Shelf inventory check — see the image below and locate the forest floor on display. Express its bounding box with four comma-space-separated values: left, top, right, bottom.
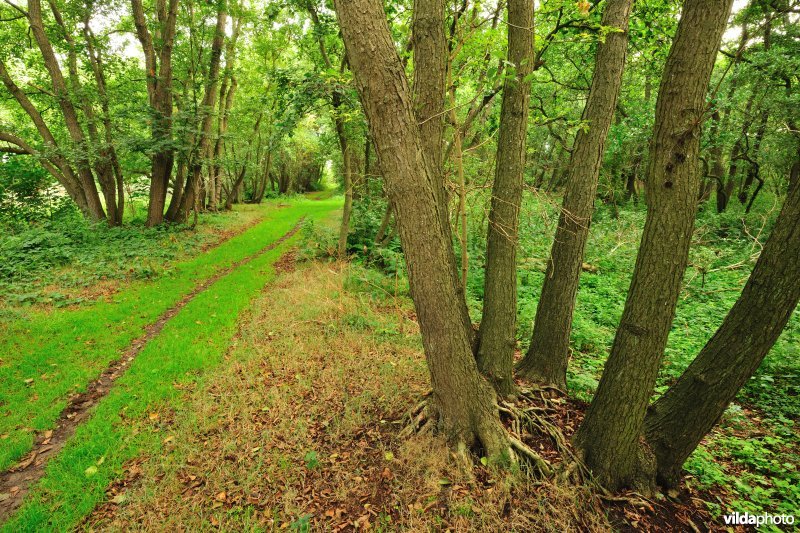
0, 193, 797, 531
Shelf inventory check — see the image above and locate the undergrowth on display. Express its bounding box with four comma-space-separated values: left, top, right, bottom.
0, 203, 260, 310
347, 188, 800, 521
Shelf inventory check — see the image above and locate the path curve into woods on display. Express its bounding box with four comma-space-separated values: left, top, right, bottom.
0, 196, 341, 526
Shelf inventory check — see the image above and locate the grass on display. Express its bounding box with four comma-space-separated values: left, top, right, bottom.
79, 261, 610, 532
0, 197, 340, 473
1, 185, 796, 529
1, 196, 341, 531
0, 202, 263, 311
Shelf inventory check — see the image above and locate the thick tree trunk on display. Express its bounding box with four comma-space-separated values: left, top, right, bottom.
645, 174, 800, 488
573, 0, 733, 493
517, 0, 633, 389
334, 0, 511, 455
476, 0, 535, 397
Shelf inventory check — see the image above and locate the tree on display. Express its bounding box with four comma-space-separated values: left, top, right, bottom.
131, 0, 180, 226
644, 173, 800, 488
174, 0, 227, 223
572, 0, 734, 492
517, 0, 634, 389
333, 0, 529, 459
1, 0, 125, 224
475, 0, 535, 396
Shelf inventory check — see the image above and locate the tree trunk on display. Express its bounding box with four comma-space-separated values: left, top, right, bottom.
415, 0, 475, 351
517, 0, 633, 389
0, 62, 89, 216
132, 0, 180, 226
174, 0, 227, 223
719, 88, 756, 213
573, 0, 733, 493
644, 171, 800, 488
738, 15, 771, 208
28, 0, 106, 222
334, 0, 512, 456
374, 202, 393, 244
412, 0, 446, 179
475, 0, 536, 397
337, 140, 354, 260
210, 17, 241, 212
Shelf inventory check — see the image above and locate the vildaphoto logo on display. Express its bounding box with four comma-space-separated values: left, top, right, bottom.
722, 511, 795, 528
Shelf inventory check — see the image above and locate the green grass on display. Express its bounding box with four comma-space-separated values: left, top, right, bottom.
0, 203, 261, 310
1, 195, 340, 531
0, 197, 341, 473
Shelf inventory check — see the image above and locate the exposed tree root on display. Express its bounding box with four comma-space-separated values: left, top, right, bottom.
396, 391, 553, 477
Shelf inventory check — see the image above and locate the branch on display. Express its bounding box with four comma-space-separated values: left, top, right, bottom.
1, 0, 26, 16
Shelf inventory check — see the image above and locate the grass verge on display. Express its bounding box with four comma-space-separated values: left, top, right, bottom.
1, 197, 339, 531
0, 198, 339, 472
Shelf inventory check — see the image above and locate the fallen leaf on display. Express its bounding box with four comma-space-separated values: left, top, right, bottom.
111, 493, 127, 505
148, 413, 160, 421
17, 452, 37, 469
85, 465, 98, 477
215, 491, 227, 502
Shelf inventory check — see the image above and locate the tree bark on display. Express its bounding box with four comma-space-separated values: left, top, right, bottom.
644, 172, 800, 488
573, 0, 734, 493
81, 13, 125, 225
132, 0, 180, 226
210, 16, 241, 211
334, 0, 512, 456
517, 0, 633, 389
27, 0, 106, 222
411, 0, 446, 179
415, 0, 476, 351
0, 61, 89, 215
174, 0, 227, 223
475, 0, 535, 397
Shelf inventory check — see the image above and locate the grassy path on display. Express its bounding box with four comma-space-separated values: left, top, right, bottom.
0, 196, 340, 530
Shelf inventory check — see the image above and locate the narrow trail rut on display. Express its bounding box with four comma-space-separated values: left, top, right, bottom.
0, 218, 305, 520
